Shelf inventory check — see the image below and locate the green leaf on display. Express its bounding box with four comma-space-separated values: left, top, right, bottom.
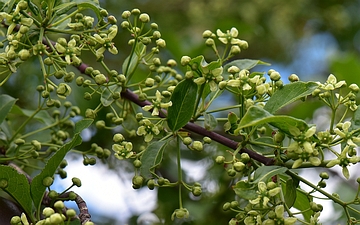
251, 166, 288, 184
168, 79, 197, 131
281, 177, 297, 208
350, 106, 360, 131
101, 85, 122, 107
77, 1, 101, 20
122, 43, 146, 77
10, 105, 54, 126
140, 140, 168, 179
233, 181, 257, 200
0, 94, 17, 124
238, 106, 308, 135
293, 188, 313, 222
225, 59, 270, 71
30, 119, 92, 212
264, 81, 319, 114
250, 137, 274, 154
0, 165, 33, 217
203, 112, 217, 131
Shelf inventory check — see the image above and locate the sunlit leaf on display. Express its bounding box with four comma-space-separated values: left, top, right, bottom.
168, 79, 197, 132
238, 106, 308, 135
264, 81, 319, 114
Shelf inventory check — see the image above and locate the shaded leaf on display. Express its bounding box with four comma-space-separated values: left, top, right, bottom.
233, 181, 257, 200
140, 140, 168, 179
0, 165, 32, 217
30, 119, 92, 212
168, 79, 197, 131
0, 94, 17, 125
293, 188, 313, 222
203, 112, 217, 131
122, 43, 146, 77
252, 166, 287, 184
281, 177, 297, 208
238, 106, 308, 135
225, 59, 270, 71
10, 105, 54, 126
264, 81, 319, 114
77, 2, 101, 20
101, 85, 122, 107
350, 106, 360, 131
250, 137, 274, 154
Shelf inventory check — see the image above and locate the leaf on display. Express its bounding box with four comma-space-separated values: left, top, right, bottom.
251, 166, 288, 184
238, 106, 308, 135
140, 140, 168, 179
203, 112, 217, 131
30, 119, 92, 212
167, 79, 197, 132
0, 94, 17, 124
10, 105, 54, 126
264, 81, 319, 114
293, 188, 313, 222
0, 165, 32, 217
77, 2, 101, 20
122, 43, 146, 77
350, 106, 360, 131
225, 59, 270, 71
101, 85, 122, 107
233, 181, 257, 200
281, 177, 297, 208
250, 137, 274, 154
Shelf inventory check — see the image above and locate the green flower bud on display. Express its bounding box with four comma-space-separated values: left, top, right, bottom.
181, 56, 191, 66
139, 13, 150, 23
233, 161, 245, 172
122, 10, 131, 19
49, 213, 63, 223
42, 176, 54, 187
54, 200, 65, 210
238, 40, 248, 49
31, 140, 41, 151
131, 8, 141, 16
227, 168, 236, 177
10, 216, 21, 224
85, 108, 96, 119
71, 177, 82, 187
215, 155, 225, 164
172, 208, 189, 220
202, 30, 213, 38
205, 38, 215, 46
228, 66, 240, 74
318, 180, 326, 188
48, 190, 59, 199
223, 202, 231, 211
203, 136, 211, 144
132, 175, 144, 189
349, 84, 360, 93
145, 78, 155, 87
56, 83, 71, 99
120, 20, 129, 28
66, 209, 76, 218
192, 141, 203, 151
64, 72, 75, 82
96, 120, 106, 129
133, 159, 142, 168
18, 49, 30, 61
288, 74, 299, 82
270, 71, 281, 81
192, 186, 202, 196
43, 207, 55, 217
113, 133, 125, 142
230, 45, 241, 55
14, 138, 25, 145
230, 201, 239, 208
183, 137, 192, 145
94, 74, 107, 85
147, 179, 155, 190
156, 38, 166, 48
273, 131, 285, 143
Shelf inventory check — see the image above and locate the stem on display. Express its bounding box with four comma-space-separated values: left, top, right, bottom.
193, 83, 205, 119
177, 135, 183, 208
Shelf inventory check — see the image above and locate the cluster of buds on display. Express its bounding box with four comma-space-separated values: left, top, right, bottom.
215, 152, 251, 177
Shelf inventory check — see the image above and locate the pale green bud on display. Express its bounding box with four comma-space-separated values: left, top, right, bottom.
94, 74, 107, 85
192, 141, 203, 151
139, 13, 150, 23
180, 56, 191, 66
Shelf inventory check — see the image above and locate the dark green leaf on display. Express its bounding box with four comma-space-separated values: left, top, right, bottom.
77, 2, 101, 20
0, 94, 17, 124
233, 181, 257, 200
31, 119, 92, 212
250, 137, 274, 154
53, 2, 77, 15
167, 79, 197, 131
225, 59, 270, 71
264, 81, 319, 114
203, 112, 217, 131
238, 106, 308, 135
0, 165, 33, 218
101, 85, 122, 107
140, 140, 168, 179
351, 106, 360, 131
10, 105, 54, 126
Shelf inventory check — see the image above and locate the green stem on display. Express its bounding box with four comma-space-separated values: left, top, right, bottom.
193, 83, 205, 119
50, 10, 79, 27
176, 135, 183, 208
124, 39, 139, 85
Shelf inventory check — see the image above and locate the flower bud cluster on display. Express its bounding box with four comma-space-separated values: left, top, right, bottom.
216, 152, 251, 177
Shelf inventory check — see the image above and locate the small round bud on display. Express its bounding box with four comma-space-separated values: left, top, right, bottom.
233, 162, 245, 172
133, 159, 142, 168
183, 137, 192, 145
147, 179, 155, 190
122, 10, 131, 19
14, 138, 25, 145
72, 177, 82, 187
18, 49, 30, 61
240, 153, 250, 162
270, 71, 281, 81
319, 172, 329, 179
192, 186, 202, 196
202, 30, 213, 38
131, 8, 141, 16
43, 207, 55, 217
10, 216, 21, 224
42, 176, 54, 187
230, 201, 239, 208
203, 136, 211, 144
181, 56, 191, 66
228, 66, 240, 74
139, 13, 150, 23
230, 45, 241, 55
66, 209, 76, 218
50, 213, 63, 223
54, 200, 65, 210
192, 141, 203, 151
289, 74, 299, 82
215, 155, 225, 164
94, 74, 107, 85
132, 175, 144, 189
349, 84, 360, 93
205, 38, 215, 46
95, 120, 106, 129
227, 168, 236, 177
156, 38, 166, 48
318, 180, 326, 188
273, 131, 285, 143
222, 202, 231, 211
